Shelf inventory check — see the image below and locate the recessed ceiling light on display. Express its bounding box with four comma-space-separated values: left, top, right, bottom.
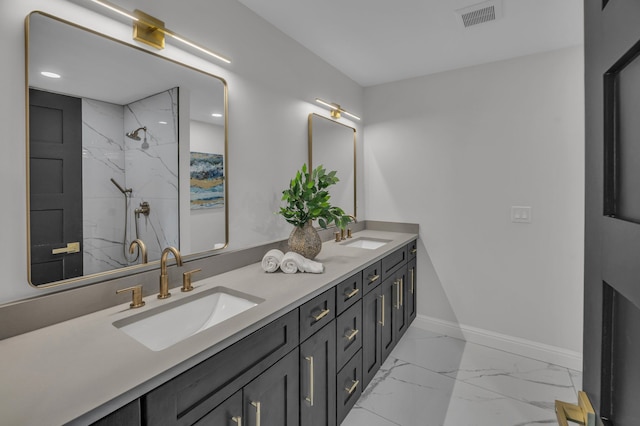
211, 113, 223, 118
41, 71, 61, 79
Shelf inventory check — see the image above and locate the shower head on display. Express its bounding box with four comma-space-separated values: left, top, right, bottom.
126, 126, 147, 141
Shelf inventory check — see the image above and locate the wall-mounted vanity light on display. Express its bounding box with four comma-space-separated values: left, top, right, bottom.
315, 98, 361, 121
90, 0, 231, 64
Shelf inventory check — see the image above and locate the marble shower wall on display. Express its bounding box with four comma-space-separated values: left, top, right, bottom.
81, 88, 179, 275
124, 88, 179, 261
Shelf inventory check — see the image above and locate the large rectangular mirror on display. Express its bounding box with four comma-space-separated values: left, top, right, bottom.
27, 12, 228, 287
308, 113, 356, 218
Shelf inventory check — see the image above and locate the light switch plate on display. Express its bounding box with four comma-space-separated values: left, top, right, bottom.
511, 206, 532, 223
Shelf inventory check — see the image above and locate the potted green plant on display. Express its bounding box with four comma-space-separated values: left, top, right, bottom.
279, 163, 352, 259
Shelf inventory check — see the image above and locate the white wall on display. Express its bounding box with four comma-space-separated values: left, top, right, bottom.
364, 46, 585, 366
0, 0, 363, 303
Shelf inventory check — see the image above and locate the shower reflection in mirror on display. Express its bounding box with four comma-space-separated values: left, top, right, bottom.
81, 87, 179, 276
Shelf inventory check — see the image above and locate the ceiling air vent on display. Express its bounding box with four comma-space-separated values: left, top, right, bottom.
456, 1, 503, 28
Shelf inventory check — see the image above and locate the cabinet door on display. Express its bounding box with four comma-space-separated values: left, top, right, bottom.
336, 300, 362, 370
193, 391, 242, 426
381, 267, 408, 361
362, 285, 382, 389
336, 350, 362, 425
395, 265, 409, 340
300, 322, 336, 426
90, 399, 140, 426
407, 258, 417, 324
244, 348, 299, 426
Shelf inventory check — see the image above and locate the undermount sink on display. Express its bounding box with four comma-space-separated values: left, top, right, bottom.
341, 237, 391, 250
113, 287, 263, 351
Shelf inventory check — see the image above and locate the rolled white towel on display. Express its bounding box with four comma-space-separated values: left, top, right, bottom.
281, 252, 324, 274
261, 249, 284, 273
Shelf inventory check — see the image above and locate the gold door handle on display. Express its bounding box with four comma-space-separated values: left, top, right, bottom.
312, 308, 330, 322
251, 401, 261, 426
232, 416, 242, 426
379, 295, 385, 326
51, 242, 80, 255
368, 274, 380, 283
345, 329, 359, 341
344, 288, 359, 299
345, 379, 359, 395
305, 356, 314, 406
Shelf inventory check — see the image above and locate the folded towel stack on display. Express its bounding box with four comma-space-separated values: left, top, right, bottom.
261, 249, 284, 273
260, 250, 324, 274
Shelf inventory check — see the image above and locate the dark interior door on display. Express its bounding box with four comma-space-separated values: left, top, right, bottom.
29, 88, 83, 285
585, 1, 640, 425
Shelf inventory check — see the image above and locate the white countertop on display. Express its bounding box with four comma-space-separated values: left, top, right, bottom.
0, 229, 416, 425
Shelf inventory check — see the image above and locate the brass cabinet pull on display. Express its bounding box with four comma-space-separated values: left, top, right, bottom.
411, 248, 417, 254
251, 401, 261, 426
399, 277, 404, 307
344, 288, 359, 299
115, 285, 145, 309
555, 391, 596, 426
345, 329, 359, 341
345, 379, 359, 395
232, 416, 242, 426
51, 242, 80, 255
379, 295, 385, 326
410, 268, 415, 294
312, 308, 330, 322
368, 274, 380, 283
394, 280, 401, 309
305, 356, 314, 406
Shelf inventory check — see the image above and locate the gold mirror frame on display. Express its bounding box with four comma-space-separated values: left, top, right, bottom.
25, 12, 228, 289
308, 113, 357, 218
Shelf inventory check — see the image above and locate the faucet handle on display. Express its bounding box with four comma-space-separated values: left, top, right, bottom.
116, 285, 145, 309
182, 268, 202, 292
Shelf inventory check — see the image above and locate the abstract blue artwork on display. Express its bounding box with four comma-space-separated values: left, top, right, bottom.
190, 152, 224, 209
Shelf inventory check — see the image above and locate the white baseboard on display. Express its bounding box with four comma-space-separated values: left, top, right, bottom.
413, 314, 583, 371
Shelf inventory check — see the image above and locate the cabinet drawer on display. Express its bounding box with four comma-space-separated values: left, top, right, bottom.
336, 349, 363, 425
362, 261, 382, 294
335, 272, 362, 315
381, 246, 408, 280
407, 240, 418, 260
336, 300, 362, 370
300, 288, 336, 342
91, 399, 140, 426
143, 309, 299, 426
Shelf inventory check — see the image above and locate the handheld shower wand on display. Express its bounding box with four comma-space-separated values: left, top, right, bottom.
110, 178, 132, 195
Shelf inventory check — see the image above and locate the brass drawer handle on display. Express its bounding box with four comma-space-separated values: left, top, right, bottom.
400, 277, 404, 307
379, 295, 385, 326
368, 274, 380, 283
52, 242, 80, 255
251, 401, 261, 426
344, 329, 359, 341
411, 248, 417, 254
232, 416, 242, 426
312, 308, 330, 322
305, 356, 314, 406
555, 391, 596, 426
345, 379, 359, 395
344, 288, 359, 299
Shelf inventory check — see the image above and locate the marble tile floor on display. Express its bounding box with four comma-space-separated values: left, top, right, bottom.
342, 326, 581, 426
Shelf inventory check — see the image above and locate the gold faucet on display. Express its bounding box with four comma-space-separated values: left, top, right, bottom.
346, 215, 357, 238
129, 239, 148, 264
158, 246, 183, 299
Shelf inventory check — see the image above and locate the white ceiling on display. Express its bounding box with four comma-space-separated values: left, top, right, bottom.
236, 0, 584, 87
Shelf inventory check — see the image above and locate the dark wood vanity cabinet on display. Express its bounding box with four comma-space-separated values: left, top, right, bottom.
300, 322, 337, 426
92, 239, 417, 426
